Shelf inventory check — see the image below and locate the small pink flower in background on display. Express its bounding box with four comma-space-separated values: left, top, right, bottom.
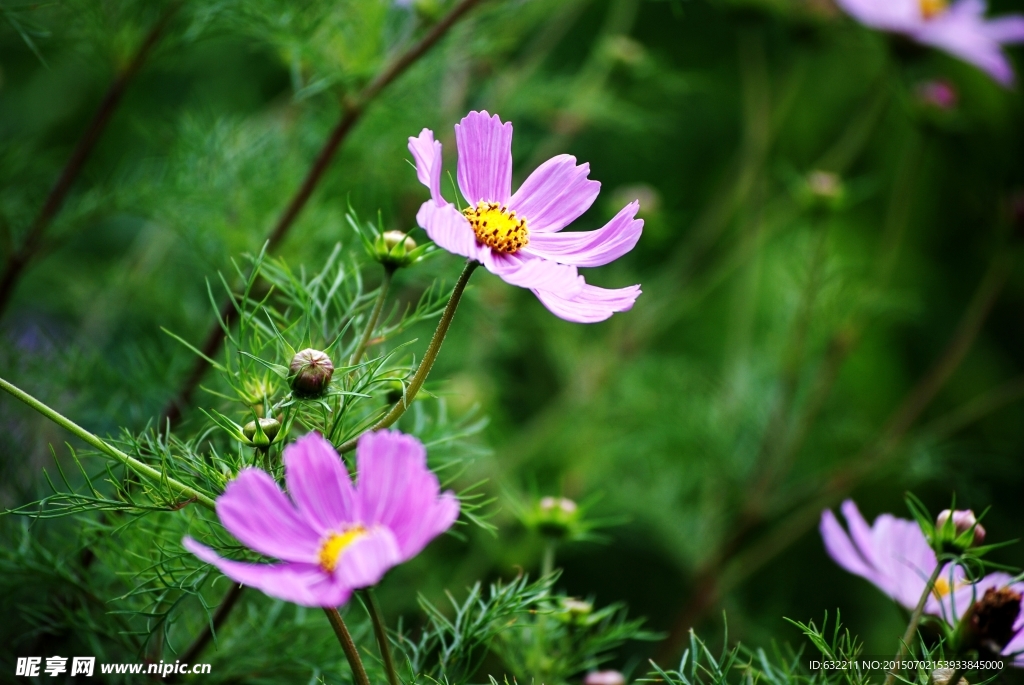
409, 111, 643, 323
820, 500, 958, 612
915, 79, 960, 109
585, 671, 627, 685
184, 431, 458, 607
835, 0, 1024, 86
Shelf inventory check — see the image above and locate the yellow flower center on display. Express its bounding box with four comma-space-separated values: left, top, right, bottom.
463, 201, 529, 253
318, 526, 366, 573
932, 577, 951, 598
920, 0, 947, 19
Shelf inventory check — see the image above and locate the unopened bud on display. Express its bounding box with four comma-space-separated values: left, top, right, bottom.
932, 669, 968, 685
561, 598, 593, 616
374, 231, 419, 268
243, 417, 281, 447
289, 349, 334, 398
915, 79, 958, 111
799, 170, 845, 212
937, 509, 986, 547
536, 496, 579, 539
585, 671, 626, 685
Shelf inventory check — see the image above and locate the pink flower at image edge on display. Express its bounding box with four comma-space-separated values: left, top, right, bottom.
184, 431, 459, 607
409, 110, 643, 323
835, 0, 1024, 86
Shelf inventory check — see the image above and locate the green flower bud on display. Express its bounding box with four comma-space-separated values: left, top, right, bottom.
798, 170, 845, 212
536, 496, 579, 540
243, 417, 281, 448
936, 508, 986, 552
289, 348, 334, 398
374, 231, 419, 268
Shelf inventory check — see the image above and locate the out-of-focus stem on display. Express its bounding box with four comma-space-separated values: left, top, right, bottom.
363, 590, 400, 685
885, 564, 944, 685
0, 376, 216, 511
337, 260, 478, 454
541, 541, 556, 580
350, 268, 394, 366
159, 0, 487, 426
0, 3, 180, 317
324, 608, 371, 685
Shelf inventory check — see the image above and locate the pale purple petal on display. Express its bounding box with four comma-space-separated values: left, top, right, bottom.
939, 572, 1017, 624
839, 500, 881, 570
333, 527, 404, 589
875, 514, 938, 609
911, 0, 1023, 85
455, 111, 513, 206
836, 0, 922, 32
284, 433, 357, 536
354, 430, 459, 560
820, 509, 882, 584
481, 250, 585, 295
216, 468, 321, 564
983, 15, 1024, 43
524, 201, 643, 267
183, 538, 351, 608
409, 129, 444, 204
416, 200, 488, 261
508, 154, 601, 233
532, 283, 641, 323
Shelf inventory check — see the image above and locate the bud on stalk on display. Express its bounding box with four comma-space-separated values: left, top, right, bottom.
289, 349, 334, 398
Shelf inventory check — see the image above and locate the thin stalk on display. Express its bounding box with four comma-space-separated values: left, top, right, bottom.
159, 0, 487, 425
337, 259, 478, 454
885, 564, 944, 685
324, 607, 371, 685
0, 3, 180, 317
350, 267, 394, 366
541, 541, 556, 580
362, 590, 401, 685
0, 376, 216, 511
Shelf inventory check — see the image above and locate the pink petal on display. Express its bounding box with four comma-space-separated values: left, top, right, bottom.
408, 129, 444, 204
333, 527, 404, 589
216, 468, 321, 564
183, 537, 351, 608
532, 282, 641, 323
508, 154, 601, 233
836, 0, 922, 32
983, 15, 1024, 43
839, 500, 881, 570
524, 201, 643, 267
482, 250, 585, 295
283, 433, 357, 536
455, 111, 513, 206
820, 509, 882, 584
415, 200, 488, 261
915, 4, 1019, 85
354, 430, 459, 560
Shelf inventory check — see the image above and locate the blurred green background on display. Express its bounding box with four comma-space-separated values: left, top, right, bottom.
2, 0, 1024, 677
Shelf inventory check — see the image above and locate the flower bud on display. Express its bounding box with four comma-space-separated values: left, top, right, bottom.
798, 170, 845, 212
374, 231, 419, 268
915, 79, 958, 111
243, 417, 281, 448
585, 671, 626, 685
289, 349, 334, 398
936, 509, 986, 549
536, 496, 579, 539
932, 668, 968, 685
561, 597, 593, 617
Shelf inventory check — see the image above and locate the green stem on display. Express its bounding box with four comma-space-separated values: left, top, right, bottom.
350, 267, 394, 366
338, 259, 479, 453
0, 376, 216, 511
324, 607, 372, 685
541, 540, 556, 580
885, 563, 944, 685
362, 589, 401, 685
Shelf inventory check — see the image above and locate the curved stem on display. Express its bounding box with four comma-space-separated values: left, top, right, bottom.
350, 267, 394, 366
337, 259, 478, 454
324, 607, 372, 685
0, 376, 216, 511
884, 563, 944, 685
362, 589, 401, 685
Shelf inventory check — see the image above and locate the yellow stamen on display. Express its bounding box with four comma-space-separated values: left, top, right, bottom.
318, 526, 366, 573
920, 0, 948, 19
932, 577, 951, 599
462, 201, 529, 253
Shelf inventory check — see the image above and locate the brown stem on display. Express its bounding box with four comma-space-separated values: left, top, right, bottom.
324, 607, 372, 685
0, 3, 181, 317
159, 0, 486, 425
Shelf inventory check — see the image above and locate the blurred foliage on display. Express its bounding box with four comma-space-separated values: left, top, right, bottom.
2, 0, 1024, 682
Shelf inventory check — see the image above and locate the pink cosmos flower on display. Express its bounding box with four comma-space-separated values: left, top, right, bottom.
934, 572, 1024, 665
820, 500, 958, 613
836, 0, 1024, 86
408, 111, 643, 323
183, 430, 459, 607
